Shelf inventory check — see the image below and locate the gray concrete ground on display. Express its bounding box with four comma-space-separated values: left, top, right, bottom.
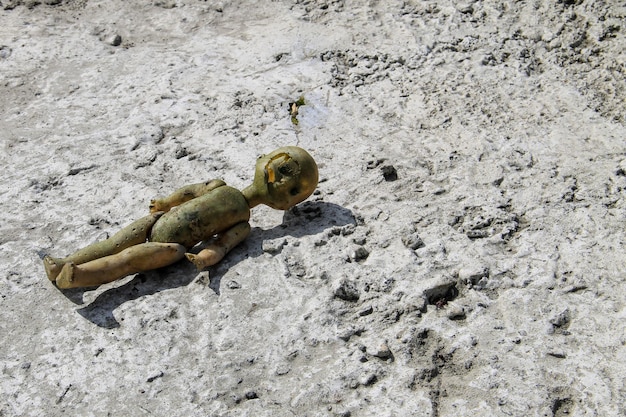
1, 1, 625, 416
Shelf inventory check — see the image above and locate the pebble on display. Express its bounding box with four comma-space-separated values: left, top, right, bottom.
359, 372, 378, 386
155, 0, 176, 8
134, 149, 158, 169
314, 238, 328, 247
174, 145, 189, 159
340, 224, 356, 236
0, 45, 12, 59
447, 305, 466, 320
275, 364, 291, 376
549, 308, 571, 328
403, 294, 427, 314
348, 378, 360, 389
372, 342, 392, 360
146, 371, 164, 383
381, 165, 398, 181
227, 280, 241, 290
334, 279, 360, 302
262, 239, 286, 254
108, 34, 122, 47
337, 326, 363, 342
358, 305, 373, 316
350, 246, 369, 262
458, 265, 489, 285
616, 159, 626, 176
547, 350, 567, 359
402, 233, 425, 250
456, 3, 474, 14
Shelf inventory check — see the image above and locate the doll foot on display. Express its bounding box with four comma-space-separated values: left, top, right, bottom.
55, 262, 76, 289
43, 256, 65, 281
185, 251, 223, 270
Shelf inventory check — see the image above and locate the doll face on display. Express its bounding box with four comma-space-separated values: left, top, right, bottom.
252, 146, 319, 210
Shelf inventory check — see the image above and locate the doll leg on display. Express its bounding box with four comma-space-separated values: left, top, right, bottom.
55, 242, 186, 289
185, 222, 251, 270
149, 179, 226, 213
43, 212, 164, 281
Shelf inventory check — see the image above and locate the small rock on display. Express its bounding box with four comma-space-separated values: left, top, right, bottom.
275, 364, 290, 376
366, 158, 385, 169
347, 377, 360, 389
337, 327, 364, 342
547, 350, 567, 359
358, 306, 373, 316
340, 224, 356, 236
425, 282, 458, 306
381, 165, 398, 181
0, 45, 12, 59
146, 371, 164, 383
549, 308, 571, 328
402, 233, 425, 250
108, 34, 122, 47
174, 145, 189, 159
459, 265, 489, 285
373, 342, 392, 360
328, 226, 342, 236
132, 125, 164, 148
359, 372, 378, 386
245, 391, 258, 400
227, 280, 241, 290
334, 279, 360, 302
350, 246, 369, 262
262, 239, 286, 254
403, 294, 427, 314
616, 159, 626, 176
456, 3, 474, 13
562, 284, 588, 294
155, 0, 176, 8
447, 305, 466, 320
314, 238, 328, 247
134, 149, 158, 169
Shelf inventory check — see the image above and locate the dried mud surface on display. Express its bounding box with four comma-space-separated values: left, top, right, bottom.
1, 1, 625, 416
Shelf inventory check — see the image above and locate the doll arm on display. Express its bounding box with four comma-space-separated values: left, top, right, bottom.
149, 179, 226, 213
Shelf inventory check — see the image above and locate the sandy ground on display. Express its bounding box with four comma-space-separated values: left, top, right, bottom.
1, 0, 625, 416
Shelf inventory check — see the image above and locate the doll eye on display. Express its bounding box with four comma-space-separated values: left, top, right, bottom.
279, 163, 295, 176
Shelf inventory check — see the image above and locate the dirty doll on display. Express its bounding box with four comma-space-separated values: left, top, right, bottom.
44, 146, 318, 289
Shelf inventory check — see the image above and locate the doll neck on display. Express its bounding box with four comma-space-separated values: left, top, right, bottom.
242, 185, 263, 209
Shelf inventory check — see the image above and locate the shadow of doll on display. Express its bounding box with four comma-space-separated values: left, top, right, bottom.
70, 201, 355, 328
